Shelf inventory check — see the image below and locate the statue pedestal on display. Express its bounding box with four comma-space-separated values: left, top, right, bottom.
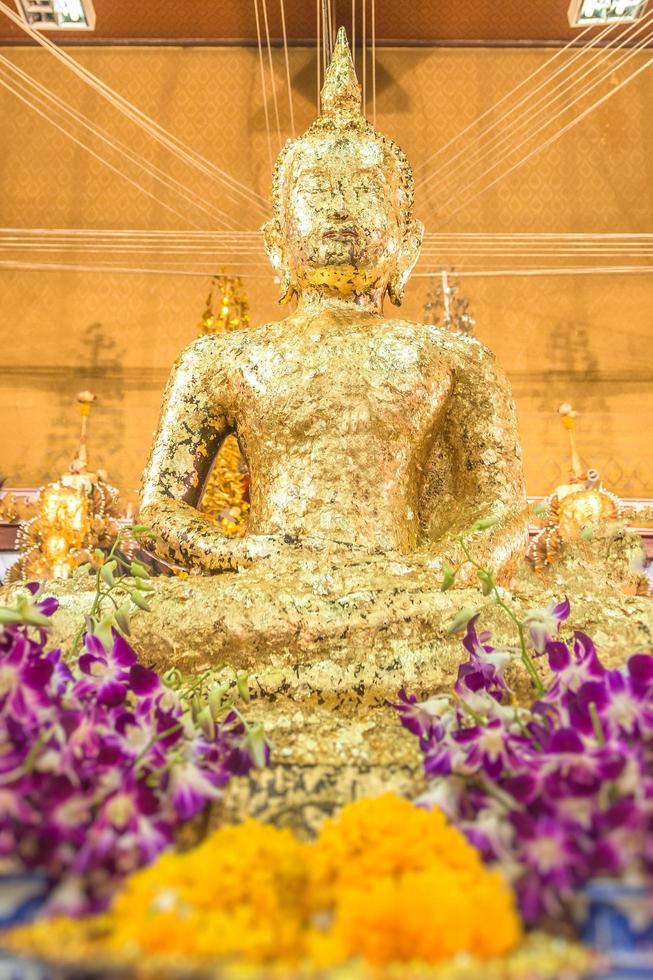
4, 537, 651, 831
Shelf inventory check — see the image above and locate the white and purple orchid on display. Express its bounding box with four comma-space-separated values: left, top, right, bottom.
393, 598, 653, 926
0, 589, 268, 916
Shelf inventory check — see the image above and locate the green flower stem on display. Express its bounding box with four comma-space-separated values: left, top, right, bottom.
452, 690, 485, 726
458, 537, 545, 696
589, 701, 605, 746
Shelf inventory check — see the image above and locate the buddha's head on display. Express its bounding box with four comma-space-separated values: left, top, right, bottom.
263, 27, 423, 308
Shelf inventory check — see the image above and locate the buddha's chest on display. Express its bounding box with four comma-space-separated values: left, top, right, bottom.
230, 326, 452, 445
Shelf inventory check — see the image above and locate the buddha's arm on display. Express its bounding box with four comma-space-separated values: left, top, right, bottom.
139, 339, 250, 571
420, 344, 528, 583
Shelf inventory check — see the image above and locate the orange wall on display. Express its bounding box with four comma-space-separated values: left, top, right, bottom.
0, 45, 651, 504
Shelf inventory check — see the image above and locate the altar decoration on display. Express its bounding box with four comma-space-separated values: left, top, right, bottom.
9, 391, 132, 581
196, 275, 250, 536
423, 270, 475, 335
394, 598, 653, 931
528, 402, 623, 571
6, 796, 523, 971
0, 575, 267, 918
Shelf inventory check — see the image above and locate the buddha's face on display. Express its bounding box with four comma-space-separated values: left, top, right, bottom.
265, 131, 421, 303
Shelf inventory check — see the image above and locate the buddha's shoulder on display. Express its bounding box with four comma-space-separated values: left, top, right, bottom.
172, 330, 254, 370
385, 318, 495, 366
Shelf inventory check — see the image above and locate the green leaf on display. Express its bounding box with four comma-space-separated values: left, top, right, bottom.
236, 671, 251, 704
0, 607, 23, 625
21, 606, 52, 629
130, 524, 151, 534
191, 694, 202, 721
94, 548, 105, 561
114, 603, 131, 635
100, 564, 115, 588
447, 606, 477, 634
208, 684, 229, 719
197, 706, 215, 740
129, 590, 152, 613
162, 667, 183, 689
471, 515, 500, 533
93, 614, 114, 651
440, 561, 456, 592
477, 568, 495, 596
246, 722, 268, 768
130, 561, 149, 579
132, 578, 155, 592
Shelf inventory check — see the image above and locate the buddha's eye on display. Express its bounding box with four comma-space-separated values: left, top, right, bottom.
299, 178, 330, 195
352, 176, 384, 194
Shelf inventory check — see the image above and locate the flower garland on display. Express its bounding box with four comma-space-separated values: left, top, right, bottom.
7, 795, 521, 971
0, 582, 267, 916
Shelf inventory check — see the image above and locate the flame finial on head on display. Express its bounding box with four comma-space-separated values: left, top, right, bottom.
320, 27, 362, 117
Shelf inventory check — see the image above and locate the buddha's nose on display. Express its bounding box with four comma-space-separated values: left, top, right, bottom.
329, 185, 349, 217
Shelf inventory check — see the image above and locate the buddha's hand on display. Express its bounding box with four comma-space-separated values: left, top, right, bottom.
241, 533, 370, 564
178, 525, 376, 573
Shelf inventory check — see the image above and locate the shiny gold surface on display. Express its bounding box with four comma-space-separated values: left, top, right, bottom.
140, 30, 527, 586
8, 536, 651, 830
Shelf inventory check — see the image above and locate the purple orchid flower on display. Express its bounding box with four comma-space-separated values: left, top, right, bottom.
75, 631, 137, 706
394, 597, 653, 928
523, 597, 571, 655
0, 633, 54, 719
453, 718, 514, 779
1, 590, 268, 916
455, 616, 510, 703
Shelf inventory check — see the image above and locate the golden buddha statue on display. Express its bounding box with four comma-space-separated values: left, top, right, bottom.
4, 32, 650, 830
140, 28, 527, 586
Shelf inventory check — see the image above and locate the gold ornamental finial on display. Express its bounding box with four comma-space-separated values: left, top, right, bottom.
320, 27, 362, 117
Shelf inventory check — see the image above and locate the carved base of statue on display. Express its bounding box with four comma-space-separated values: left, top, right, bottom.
7, 532, 649, 832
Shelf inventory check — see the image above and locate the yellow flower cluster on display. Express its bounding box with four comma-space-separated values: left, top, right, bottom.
8, 795, 521, 972
108, 819, 308, 963
309, 795, 521, 966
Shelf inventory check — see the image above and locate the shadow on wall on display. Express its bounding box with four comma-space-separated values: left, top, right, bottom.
45, 321, 126, 478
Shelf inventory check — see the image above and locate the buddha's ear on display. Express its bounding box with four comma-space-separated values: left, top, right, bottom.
262, 218, 296, 305
388, 218, 424, 307
262, 218, 283, 271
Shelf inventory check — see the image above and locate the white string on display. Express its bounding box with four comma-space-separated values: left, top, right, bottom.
0, 56, 243, 232
371, 0, 376, 127
4, 241, 652, 256
261, 0, 282, 150
0, 75, 205, 230
362, 0, 366, 113
1, 259, 649, 279
0, 260, 274, 278
322, 0, 328, 74
414, 266, 653, 279
3, 229, 648, 241
3, 230, 652, 259
253, 0, 274, 174
445, 51, 653, 223
422, 13, 651, 200
415, 18, 610, 183
0, 0, 270, 217
316, 0, 321, 111
424, 13, 653, 204
325, 0, 333, 61
279, 0, 295, 138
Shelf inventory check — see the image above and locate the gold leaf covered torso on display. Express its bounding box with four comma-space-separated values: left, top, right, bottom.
140, 28, 528, 582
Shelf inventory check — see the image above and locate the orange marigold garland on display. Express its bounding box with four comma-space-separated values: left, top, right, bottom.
7, 795, 522, 972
